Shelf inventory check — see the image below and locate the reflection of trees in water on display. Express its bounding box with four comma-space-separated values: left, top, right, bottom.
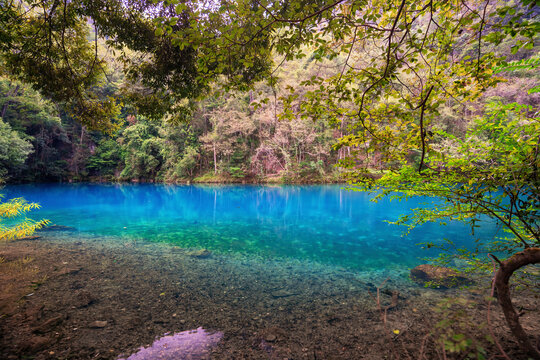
3, 184, 500, 271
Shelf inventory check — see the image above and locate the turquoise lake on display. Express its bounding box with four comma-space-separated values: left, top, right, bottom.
4, 183, 499, 271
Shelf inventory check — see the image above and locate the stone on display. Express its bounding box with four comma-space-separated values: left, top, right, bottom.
73, 290, 95, 308
25, 306, 44, 322
58, 267, 82, 276
21, 336, 53, 352
188, 249, 212, 258
89, 320, 108, 328
261, 327, 286, 343
32, 315, 63, 334
410, 264, 468, 288
271, 289, 296, 298
17, 235, 41, 241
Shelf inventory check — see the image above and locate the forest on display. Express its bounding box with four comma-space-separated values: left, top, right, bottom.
0, 1, 534, 185
0, 0, 539, 359
0, 65, 344, 184
0, 15, 354, 184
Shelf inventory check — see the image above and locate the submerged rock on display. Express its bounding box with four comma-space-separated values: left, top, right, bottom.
89, 320, 108, 328
74, 290, 95, 308
271, 289, 297, 298
21, 336, 53, 352
32, 315, 63, 334
57, 266, 82, 276
188, 249, 212, 258
410, 264, 468, 288
17, 235, 41, 241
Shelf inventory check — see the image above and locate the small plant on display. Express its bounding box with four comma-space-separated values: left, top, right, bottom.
31, 275, 48, 289
228, 166, 245, 179
433, 297, 490, 359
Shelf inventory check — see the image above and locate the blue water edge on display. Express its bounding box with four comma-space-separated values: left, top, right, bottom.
3, 183, 500, 272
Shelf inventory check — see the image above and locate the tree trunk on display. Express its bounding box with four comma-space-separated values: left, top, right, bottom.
494, 247, 540, 359
80, 125, 85, 146
213, 143, 217, 175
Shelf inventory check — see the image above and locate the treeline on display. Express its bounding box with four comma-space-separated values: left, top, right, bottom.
0, 56, 347, 183
0, 30, 537, 184
1, 59, 537, 184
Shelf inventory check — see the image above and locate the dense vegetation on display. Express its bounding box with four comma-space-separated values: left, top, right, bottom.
0, 67, 344, 183
0, 47, 416, 184
0, 45, 537, 185
0, 0, 538, 186
0, 0, 538, 357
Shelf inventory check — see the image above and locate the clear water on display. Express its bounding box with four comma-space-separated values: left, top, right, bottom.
3, 183, 499, 271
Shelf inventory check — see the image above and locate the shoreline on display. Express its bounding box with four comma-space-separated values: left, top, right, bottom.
5, 170, 384, 186
6, 177, 350, 186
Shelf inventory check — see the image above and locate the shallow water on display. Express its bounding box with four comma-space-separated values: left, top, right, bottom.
4, 183, 499, 271
2, 184, 534, 359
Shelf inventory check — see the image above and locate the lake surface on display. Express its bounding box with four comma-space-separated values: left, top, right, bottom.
3, 183, 499, 272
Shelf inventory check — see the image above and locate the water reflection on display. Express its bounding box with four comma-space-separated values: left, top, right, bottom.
119, 328, 223, 360
3, 183, 500, 270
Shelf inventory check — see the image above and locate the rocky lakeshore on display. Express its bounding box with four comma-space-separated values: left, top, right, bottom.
1, 233, 539, 359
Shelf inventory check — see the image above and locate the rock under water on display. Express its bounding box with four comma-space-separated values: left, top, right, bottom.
410, 264, 468, 288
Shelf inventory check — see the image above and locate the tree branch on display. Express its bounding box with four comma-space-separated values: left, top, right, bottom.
494, 247, 540, 359
418, 85, 434, 172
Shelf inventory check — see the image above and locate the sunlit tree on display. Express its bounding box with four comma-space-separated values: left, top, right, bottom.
0, 196, 49, 241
